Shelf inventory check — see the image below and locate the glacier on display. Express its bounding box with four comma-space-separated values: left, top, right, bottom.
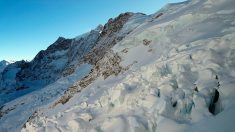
0, 0, 235, 131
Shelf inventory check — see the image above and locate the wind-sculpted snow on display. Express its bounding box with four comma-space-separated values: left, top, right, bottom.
22, 30, 235, 131
2, 0, 235, 131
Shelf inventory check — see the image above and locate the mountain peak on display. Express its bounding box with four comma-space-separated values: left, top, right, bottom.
0, 60, 8, 64
2, 0, 235, 131
56, 36, 66, 42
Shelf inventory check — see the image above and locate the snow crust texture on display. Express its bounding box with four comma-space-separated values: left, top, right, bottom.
1, 0, 235, 132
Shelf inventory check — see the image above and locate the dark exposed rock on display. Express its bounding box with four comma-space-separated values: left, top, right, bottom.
53, 50, 127, 107
47, 37, 72, 52
148, 49, 153, 52
155, 13, 163, 19
143, 39, 152, 46
22, 111, 38, 129
0, 103, 24, 119
84, 12, 134, 65
1, 12, 137, 105
121, 48, 129, 53
51, 12, 136, 107
101, 12, 134, 37
15, 85, 29, 91
16, 37, 73, 84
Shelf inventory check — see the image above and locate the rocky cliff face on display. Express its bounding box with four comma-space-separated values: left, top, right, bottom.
84, 12, 137, 65
0, 12, 144, 105
1, 0, 235, 131
16, 37, 73, 83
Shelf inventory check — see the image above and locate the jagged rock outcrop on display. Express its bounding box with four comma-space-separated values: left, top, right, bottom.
53, 50, 126, 106
0, 12, 142, 105
51, 12, 145, 106
52, 12, 140, 106
0, 27, 101, 105
2, 0, 235, 131
16, 37, 73, 83
84, 12, 135, 65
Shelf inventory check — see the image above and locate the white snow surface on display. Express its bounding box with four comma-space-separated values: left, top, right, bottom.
0, 64, 92, 131
1, 0, 235, 131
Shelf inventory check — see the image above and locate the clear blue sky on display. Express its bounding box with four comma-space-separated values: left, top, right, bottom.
0, 0, 183, 61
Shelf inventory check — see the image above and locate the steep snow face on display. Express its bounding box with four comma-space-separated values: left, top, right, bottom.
20, 0, 235, 132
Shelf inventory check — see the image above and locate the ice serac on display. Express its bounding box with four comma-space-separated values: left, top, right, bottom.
1, 0, 235, 131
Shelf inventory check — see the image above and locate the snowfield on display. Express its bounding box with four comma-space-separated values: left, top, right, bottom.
1, 0, 235, 132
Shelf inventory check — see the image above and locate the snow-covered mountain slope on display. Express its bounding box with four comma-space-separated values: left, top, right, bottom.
0, 12, 141, 105
0, 12, 144, 130
1, 0, 235, 131
0, 60, 10, 73
0, 27, 100, 105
